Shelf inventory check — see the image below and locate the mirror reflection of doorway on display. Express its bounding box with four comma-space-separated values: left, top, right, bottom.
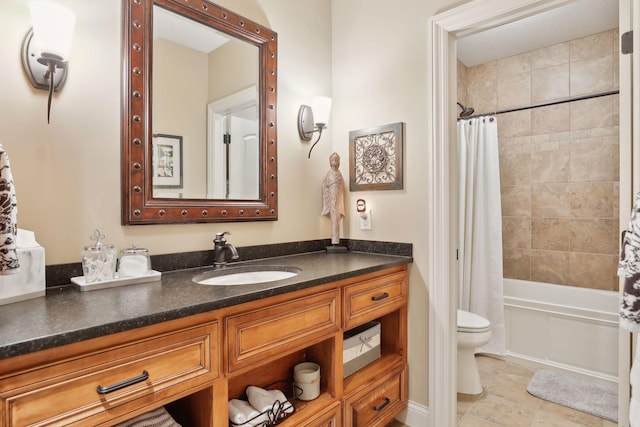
207, 86, 259, 200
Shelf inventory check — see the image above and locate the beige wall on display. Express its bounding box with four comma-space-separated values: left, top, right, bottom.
0, 0, 465, 410
154, 38, 208, 198
331, 0, 461, 408
462, 29, 620, 292
0, 0, 332, 264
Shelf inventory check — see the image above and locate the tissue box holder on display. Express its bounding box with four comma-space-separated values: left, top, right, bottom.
343, 321, 381, 378
0, 246, 45, 306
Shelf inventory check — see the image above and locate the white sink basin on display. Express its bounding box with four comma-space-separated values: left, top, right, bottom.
193, 266, 301, 286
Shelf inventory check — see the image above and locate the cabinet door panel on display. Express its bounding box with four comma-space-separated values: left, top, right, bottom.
343, 272, 407, 329
226, 290, 339, 373
1, 323, 217, 426
343, 364, 407, 427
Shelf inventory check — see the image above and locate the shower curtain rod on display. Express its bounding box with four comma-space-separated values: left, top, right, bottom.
459, 89, 619, 120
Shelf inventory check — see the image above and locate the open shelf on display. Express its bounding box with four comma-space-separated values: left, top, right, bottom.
227, 337, 339, 426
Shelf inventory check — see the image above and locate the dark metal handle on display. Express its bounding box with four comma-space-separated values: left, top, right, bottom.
371, 292, 389, 302
374, 397, 391, 411
96, 370, 149, 395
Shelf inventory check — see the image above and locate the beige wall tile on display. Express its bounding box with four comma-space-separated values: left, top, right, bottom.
569, 218, 615, 254
498, 110, 531, 138
498, 72, 531, 110
570, 145, 616, 183
569, 96, 614, 130
531, 104, 570, 135
462, 29, 620, 294
531, 42, 569, 70
570, 56, 615, 95
498, 52, 531, 77
569, 30, 614, 62
531, 183, 571, 217
532, 218, 570, 251
570, 182, 614, 218
568, 252, 618, 290
468, 61, 498, 113
531, 64, 569, 103
501, 185, 531, 217
530, 250, 569, 285
503, 248, 531, 280
457, 60, 468, 107
502, 216, 531, 249
499, 152, 531, 185
531, 149, 569, 183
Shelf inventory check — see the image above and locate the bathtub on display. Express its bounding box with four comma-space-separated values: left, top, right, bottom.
503, 278, 619, 385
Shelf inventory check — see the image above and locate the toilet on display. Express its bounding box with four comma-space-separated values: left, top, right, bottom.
457, 309, 491, 395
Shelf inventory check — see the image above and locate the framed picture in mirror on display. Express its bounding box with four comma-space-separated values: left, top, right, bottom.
152, 133, 183, 189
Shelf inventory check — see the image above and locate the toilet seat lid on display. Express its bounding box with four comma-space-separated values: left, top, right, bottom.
457, 309, 490, 332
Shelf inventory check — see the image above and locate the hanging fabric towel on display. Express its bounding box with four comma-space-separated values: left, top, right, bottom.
0, 145, 18, 275
619, 191, 640, 331
618, 191, 640, 427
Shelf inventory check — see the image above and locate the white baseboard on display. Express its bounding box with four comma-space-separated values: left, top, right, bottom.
394, 400, 430, 426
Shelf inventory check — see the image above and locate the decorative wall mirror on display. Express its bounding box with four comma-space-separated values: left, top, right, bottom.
122, 0, 278, 225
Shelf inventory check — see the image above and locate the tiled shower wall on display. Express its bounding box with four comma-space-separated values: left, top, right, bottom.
457, 29, 620, 291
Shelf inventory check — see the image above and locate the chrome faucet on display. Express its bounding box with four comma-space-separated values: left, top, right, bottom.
213, 231, 239, 268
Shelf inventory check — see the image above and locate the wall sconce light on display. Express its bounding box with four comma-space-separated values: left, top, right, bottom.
298, 96, 332, 158
21, 0, 76, 124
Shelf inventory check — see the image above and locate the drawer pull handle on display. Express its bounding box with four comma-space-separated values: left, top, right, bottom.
374, 397, 391, 411
371, 292, 389, 301
96, 370, 149, 394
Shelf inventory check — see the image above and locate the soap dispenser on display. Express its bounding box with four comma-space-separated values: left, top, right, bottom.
117, 244, 151, 278
81, 229, 117, 283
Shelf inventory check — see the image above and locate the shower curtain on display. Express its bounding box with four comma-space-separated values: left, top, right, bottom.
457, 116, 505, 355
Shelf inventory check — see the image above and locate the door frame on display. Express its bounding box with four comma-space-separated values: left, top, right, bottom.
427, 1, 631, 425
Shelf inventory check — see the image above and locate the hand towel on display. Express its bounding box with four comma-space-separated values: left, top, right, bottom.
0, 145, 18, 275
619, 191, 640, 332
630, 335, 640, 427
228, 398, 268, 427
113, 406, 181, 427
246, 386, 294, 416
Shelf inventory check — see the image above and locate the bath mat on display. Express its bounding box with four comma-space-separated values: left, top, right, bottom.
526, 369, 617, 422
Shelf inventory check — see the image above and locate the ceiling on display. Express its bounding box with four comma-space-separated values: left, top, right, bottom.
153, 6, 229, 53
456, 0, 619, 67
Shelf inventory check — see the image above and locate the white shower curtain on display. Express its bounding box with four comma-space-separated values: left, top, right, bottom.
457, 116, 505, 355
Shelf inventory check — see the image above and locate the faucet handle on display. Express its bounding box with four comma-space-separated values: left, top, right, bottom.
214, 231, 231, 244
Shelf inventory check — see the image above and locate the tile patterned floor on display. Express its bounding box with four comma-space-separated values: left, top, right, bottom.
457, 355, 618, 426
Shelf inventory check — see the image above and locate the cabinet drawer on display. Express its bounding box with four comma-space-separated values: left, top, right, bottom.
226, 290, 339, 373
343, 364, 407, 427
1, 322, 218, 426
299, 403, 341, 427
343, 271, 407, 329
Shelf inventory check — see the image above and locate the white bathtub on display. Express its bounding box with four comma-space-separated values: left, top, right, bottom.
503, 278, 619, 385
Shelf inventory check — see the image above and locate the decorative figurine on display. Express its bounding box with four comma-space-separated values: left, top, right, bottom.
322, 153, 347, 252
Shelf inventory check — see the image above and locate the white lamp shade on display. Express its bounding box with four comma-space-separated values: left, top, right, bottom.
29, 0, 76, 61
311, 96, 332, 126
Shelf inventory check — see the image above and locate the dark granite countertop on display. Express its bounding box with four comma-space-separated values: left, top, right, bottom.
0, 251, 412, 361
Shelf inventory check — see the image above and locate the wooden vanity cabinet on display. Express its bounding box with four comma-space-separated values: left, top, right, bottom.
0, 264, 408, 427
0, 313, 220, 427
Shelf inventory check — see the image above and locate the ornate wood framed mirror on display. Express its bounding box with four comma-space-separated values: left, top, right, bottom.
122, 0, 278, 225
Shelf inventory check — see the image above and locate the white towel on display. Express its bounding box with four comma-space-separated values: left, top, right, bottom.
0, 145, 18, 275
619, 191, 640, 332
631, 335, 640, 427
113, 406, 181, 427
246, 386, 294, 415
228, 398, 268, 427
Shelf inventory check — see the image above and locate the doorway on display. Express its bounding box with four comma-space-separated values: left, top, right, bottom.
427, 1, 632, 426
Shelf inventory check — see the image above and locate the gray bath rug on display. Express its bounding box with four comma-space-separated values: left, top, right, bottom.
526, 369, 617, 422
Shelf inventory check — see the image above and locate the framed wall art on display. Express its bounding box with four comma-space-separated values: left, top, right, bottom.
349, 122, 404, 191
152, 133, 183, 189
